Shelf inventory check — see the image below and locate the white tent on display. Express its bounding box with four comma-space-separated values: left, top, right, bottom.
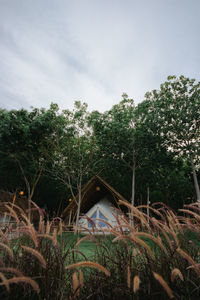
62, 175, 127, 232
79, 197, 120, 230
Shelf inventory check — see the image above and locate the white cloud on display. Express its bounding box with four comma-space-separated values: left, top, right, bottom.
0, 0, 200, 112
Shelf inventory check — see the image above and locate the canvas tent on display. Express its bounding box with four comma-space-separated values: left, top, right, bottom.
62, 175, 127, 231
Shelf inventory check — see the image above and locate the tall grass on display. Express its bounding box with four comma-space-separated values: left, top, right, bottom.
1, 200, 200, 299
74, 200, 200, 299
0, 201, 110, 300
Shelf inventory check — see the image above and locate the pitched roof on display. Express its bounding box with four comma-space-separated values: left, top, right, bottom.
61, 175, 127, 219
0, 189, 28, 213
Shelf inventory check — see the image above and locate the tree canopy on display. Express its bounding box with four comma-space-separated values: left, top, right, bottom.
0, 75, 198, 214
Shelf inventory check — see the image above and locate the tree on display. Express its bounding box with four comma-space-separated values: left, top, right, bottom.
48, 101, 98, 231
89, 95, 161, 225
0, 104, 60, 216
139, 75, 200, 201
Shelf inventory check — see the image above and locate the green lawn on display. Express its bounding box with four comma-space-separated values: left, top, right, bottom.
61, 232, 113, 259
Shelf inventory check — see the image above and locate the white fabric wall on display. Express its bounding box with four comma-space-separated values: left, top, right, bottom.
79, 197, 120, 229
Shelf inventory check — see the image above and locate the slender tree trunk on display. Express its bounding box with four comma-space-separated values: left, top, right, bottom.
131, 161, 136, 207
190, 156, 200, 201
68, 210, 72, 226
130, 134, 136, 226
147, 186, 150, 223
75, 184, 82, 234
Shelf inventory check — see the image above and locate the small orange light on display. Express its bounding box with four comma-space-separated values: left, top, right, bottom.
96, 186, 100, 191
19, 190, 24, 196
69, 198, 72, 202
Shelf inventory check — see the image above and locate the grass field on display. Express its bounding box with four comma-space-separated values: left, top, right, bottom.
61, 232, 114, 259
2, 201, 200, 299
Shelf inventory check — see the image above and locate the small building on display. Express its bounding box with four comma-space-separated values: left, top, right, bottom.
0, 189, 27, 230
62, 175, 127, 232
0, 189, 40, 229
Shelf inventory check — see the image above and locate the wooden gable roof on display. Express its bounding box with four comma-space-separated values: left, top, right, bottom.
61, 175, 127, 219
0, 189, 28, 213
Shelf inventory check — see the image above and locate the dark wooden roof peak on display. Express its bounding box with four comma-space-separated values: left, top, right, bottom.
61, 175, 126, 218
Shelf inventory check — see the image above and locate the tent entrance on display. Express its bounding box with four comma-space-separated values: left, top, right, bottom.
88, 207, 109, 228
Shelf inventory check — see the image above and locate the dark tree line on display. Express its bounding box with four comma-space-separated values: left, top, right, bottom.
0, 76, 199, 215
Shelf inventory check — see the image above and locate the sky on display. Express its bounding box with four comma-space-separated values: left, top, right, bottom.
0, 0, 200, 112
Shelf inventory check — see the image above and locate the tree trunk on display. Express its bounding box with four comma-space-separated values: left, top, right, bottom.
131, 161, 136, 207
75, 186, 82, 234
130, 134, 136, 226
190, 156, 200, 201
147, 186, 150, 223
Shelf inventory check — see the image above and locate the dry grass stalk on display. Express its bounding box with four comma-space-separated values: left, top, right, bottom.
0, 228, 9, 245
112, 234, 132, 248
46, 220, 50, 234
20, 213, 31, 225
177, 248, 200, 276
58, 220, 63, 235
134, 232, 168, 255
0, 242, 13, 260
5, 205, 20, 223
133, 275, 140, 293
136, 212, 151, 231
0, 267, 24, 277
0, 271, 9, 291
155, 222, 174, 251
127, 265, 131, 288
70, 249, 88, 262
153, 272, 174, 299
113, 223, 134, 234
119, 200, 148, 225
132, 248, 138, 257
0, 276, 40, 294
118, 200, 139, 214
29, 224, 38, 248
170, 211, 183, 234
129, 234, 155, 260
76, 235, 95, 248
187, 263, 200, 270
37, 233, 57, 245
137, 205, 165, 221
179, 209, 200, 223
167, 214, 177, 233
79, 270, 84, 288
184, 204, 200, 215
38, 216, 44, 233
118, 215, 134, 231
66, 261, 110, 276
166, 219, 179, 247
53, 228, 57, 245
21, 246, 46, 269
30, 200, 44, 218
110, 226, 126, 237
72, 272, 80, 296
171, 268, 184, 283
130, 211, 151, 232
8, 203, 25, 220
94, 218, 114, 230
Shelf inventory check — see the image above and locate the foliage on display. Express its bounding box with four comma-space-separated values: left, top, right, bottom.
0, 75, 199, 211
0, 104, 62, 204
136, 75, 200, 200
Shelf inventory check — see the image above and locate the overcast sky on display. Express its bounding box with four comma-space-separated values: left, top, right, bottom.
0, 0, 200, 112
